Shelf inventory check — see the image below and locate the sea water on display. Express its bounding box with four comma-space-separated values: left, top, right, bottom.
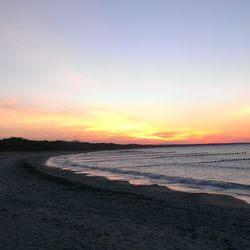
46, 144, 250, 203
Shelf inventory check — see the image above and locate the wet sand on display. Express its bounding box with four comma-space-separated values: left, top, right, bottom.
0, 152, 250, 250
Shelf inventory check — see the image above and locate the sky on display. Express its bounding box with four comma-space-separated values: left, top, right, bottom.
0, 0, 250, 144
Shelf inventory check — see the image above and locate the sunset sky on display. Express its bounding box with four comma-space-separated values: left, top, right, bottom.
1, 0, 250, 144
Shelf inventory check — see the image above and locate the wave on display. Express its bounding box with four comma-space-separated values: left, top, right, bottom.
48, 157, 250, 194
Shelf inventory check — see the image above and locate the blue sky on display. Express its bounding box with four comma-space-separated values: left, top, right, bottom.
0, 0, 250, 142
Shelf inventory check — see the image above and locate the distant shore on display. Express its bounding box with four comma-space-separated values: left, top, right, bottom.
0, 151, 250, 250
1, 137, 250, 152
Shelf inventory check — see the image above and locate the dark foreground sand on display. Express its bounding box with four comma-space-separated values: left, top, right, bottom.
0, 152, 250, 250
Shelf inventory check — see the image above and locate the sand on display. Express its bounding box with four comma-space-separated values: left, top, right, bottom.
0, 152, 250, 250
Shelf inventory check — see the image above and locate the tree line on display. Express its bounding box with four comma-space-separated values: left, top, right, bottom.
0, 137, 148, 151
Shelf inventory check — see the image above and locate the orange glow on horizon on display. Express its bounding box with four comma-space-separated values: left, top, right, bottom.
1, 98, 250, 144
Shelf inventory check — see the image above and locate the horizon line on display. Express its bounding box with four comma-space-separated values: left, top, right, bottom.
1, 137, 250, 147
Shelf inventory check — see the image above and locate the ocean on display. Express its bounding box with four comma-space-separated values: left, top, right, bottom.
46, 144, 250, 203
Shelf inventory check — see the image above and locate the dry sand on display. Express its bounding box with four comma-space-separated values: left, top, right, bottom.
0, 152, 250, 250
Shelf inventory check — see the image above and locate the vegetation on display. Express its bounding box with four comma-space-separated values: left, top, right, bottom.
0, 137, 248, 152
0, 137, 147, 151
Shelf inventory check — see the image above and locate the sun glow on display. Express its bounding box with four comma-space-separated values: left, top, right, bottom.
0, 96, 248, 143
0, 99, 232, 143
1, 1, 250, 144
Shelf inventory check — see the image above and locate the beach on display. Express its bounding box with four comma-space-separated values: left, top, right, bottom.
0, 152, 250, 250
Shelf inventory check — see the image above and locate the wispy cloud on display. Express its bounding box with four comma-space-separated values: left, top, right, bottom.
0, 98, 205, 143
0, 97, 249, 143
0, 97, 20, 108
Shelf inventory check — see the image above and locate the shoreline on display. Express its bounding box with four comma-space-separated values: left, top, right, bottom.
45, 151, 250, 206
30, 153, 249, 208
1, 151, 250, 249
